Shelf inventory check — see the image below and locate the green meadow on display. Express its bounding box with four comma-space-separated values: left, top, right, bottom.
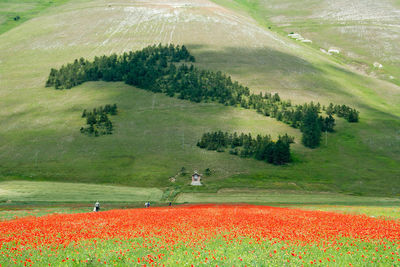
1, 3, 399, 267
0, 180, 162, 203
0, 0, 70, 34
0, 0, 399, 207
0, 181, 399, 221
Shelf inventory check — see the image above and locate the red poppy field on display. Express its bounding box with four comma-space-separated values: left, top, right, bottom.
1, 204, 400, 266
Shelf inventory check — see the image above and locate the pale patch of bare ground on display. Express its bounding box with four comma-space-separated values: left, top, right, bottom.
8, 0, 295, 54
265, 0, 400, 79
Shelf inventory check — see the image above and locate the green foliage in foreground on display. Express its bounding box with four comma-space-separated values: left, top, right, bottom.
197, 131, 292, 165
0, 237, 398, 266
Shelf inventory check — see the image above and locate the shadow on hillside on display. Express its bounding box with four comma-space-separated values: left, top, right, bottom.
190, 45, 318, 74
187, 44, 350, 97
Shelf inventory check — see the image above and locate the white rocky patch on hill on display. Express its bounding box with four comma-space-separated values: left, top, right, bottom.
328, 48, 340, 54
287, 33, 312, 43
311, 0, 400, 22
320, 48, 340, 56
373, 62, 383, 69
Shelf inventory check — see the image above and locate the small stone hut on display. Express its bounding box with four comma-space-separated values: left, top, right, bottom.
191, 171, 202, 186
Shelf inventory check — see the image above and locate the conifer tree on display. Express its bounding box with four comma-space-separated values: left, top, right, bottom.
301, 107, 321, 148
347, 109, 359, 122
273, 139, 290, 165
324, 115, 335, 132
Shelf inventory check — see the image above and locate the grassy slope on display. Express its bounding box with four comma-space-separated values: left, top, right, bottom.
0, 0, 71, 34
0, 0, 399, 196
213, 0, 400, 85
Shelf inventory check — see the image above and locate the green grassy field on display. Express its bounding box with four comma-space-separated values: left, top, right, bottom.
0, 180, 162, 202
0, 0, 399, 196
0, 180, 163, 220
291, 205, 400, 219
3, 203, 400, 221
0, 0, 71, 34
0, 206, 88, 221
177, 189, 400, 219
0, 181, 399, 221
176, 189, 400, 205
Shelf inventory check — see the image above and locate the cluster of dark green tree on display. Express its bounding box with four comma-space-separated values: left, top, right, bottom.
46, 44, 359, 148
197, 131, 293, 165
249, 99, 335, 147
46, 44, 250, 103
325, 103, 359, 122
80, 104, 118, 136
46, 44, 194, 89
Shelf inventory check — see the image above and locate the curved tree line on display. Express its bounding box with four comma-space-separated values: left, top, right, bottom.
46, 44, 359, 148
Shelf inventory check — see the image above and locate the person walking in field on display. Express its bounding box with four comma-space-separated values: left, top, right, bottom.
94, 201, 100, 212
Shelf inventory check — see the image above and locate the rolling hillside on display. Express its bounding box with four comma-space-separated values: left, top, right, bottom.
214, 0, 400, 85
0, 0, 399, 196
